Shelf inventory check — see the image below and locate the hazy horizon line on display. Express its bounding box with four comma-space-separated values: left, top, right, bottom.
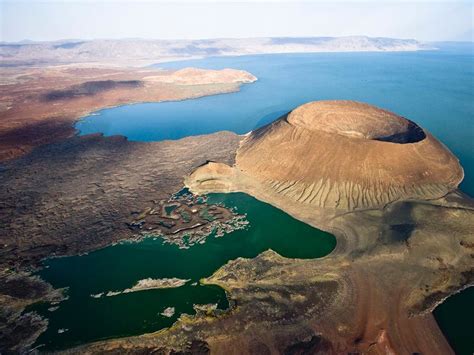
2, 35, 473, 45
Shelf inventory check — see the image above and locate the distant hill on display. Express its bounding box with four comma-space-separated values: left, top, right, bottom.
0, 36, 433, 67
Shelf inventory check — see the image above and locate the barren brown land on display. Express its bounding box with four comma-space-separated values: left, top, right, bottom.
0, 65, 256, 161
1, 95, 472, 354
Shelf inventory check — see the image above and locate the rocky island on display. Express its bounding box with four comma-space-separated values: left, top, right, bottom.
0, 100, 472, 353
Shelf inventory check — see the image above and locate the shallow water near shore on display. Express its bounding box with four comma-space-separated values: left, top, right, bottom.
31, 192, 336, 350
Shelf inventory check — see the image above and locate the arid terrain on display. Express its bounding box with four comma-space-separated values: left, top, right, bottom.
0, 131, 242, 352
1, 98, 472, 353
178, 101, 473, 354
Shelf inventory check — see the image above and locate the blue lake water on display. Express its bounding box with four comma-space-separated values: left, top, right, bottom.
77, 45, 474, 195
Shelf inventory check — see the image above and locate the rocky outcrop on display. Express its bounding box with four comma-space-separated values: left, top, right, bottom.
0, 131, 241, 269
0, 131, 242, 353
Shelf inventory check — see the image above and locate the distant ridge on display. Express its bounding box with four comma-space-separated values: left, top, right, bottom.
0, 36, 432, 67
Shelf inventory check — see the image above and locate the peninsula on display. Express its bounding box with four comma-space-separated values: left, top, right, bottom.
0, 66, 256, 161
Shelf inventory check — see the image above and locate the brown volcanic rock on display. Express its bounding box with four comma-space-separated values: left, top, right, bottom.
190, 101, 463, 210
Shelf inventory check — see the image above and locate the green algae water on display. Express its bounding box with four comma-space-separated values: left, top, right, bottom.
434, 287, 474, 355
32, 192, 336, 350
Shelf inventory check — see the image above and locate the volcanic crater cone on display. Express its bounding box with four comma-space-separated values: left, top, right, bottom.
188, 100, 463, 210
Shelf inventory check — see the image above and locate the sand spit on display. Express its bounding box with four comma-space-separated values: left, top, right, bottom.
90, 278, 190, 298
143, 68, 257, 85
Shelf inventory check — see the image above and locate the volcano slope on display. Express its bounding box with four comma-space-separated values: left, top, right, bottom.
68, 101, 474, 354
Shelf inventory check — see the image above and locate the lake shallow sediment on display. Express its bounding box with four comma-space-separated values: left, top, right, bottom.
31, 192, 336, 350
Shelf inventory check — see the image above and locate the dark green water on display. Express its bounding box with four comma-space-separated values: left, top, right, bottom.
434, 287, 474, 355
32, 192, 336, 350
